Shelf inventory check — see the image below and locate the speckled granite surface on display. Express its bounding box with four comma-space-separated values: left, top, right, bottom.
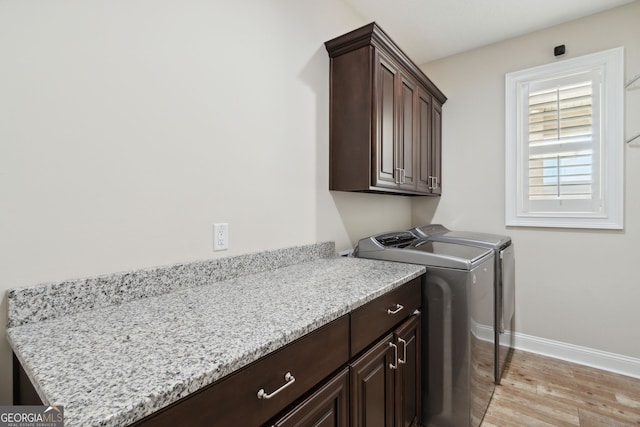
7, 247, 424, 427
7, 242, 335, 327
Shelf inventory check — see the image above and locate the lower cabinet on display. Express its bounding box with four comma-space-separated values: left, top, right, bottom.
350, 333, 395, 427
272, 368, 350, 427
272, 279, 421, 427
350, 314, 421, 427
394, 314, 421, 427
273, 314, 421, 427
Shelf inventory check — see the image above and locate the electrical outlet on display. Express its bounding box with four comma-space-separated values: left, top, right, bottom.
213, 223, 229, 251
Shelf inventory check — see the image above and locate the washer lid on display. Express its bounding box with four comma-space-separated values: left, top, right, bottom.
356, 232, 494, 270
413, 224, 510, 249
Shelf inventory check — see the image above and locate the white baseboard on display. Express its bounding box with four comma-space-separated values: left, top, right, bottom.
509, 331, 640, 380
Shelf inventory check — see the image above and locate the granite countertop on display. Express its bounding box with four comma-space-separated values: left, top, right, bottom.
7, 243, 425, 427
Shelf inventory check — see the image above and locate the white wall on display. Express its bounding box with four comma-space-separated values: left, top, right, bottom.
0, 0, 413, 404
414, 2, 640, 362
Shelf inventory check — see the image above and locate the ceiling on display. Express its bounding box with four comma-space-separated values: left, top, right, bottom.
341, 0, 636, 64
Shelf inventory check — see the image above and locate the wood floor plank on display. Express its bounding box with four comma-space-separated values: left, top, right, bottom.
536, 381, 617, 411
572, 367, 640, 397
616, 392, 640, 411
489, 384, 579, 426
578, 406, 640, 427
480, 350, 640, 427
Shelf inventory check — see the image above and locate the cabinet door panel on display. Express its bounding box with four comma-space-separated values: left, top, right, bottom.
273, 368, 349, 427
374, 53, 399, 189
399, 76, 417, 190
431, 101, 443, 195
417, 90, 432, 193
350, 334, 395, 427
377, 62, 396, 185
395, 315, 421, 427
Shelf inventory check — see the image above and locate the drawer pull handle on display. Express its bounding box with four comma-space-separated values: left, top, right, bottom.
389, 342, 398, 369
257, 372, 296, 400
398, 337, 407, 364
387, 303, 404, 315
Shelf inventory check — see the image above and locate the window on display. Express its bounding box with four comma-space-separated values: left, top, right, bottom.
505, 47, 624, 229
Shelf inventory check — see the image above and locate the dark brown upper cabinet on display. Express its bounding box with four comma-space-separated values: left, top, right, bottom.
325, 22, 446, 196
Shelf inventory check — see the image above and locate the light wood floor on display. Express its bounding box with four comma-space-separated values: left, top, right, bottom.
481, 350, 640, 426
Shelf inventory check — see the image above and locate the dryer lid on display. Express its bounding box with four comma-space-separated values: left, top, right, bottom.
410, 240, 493, 265
414, 224, 511, 249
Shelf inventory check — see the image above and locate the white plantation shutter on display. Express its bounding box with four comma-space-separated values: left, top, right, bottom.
528, 151, 593, 199
527, 77, 595, 202
505, 47, 624, 229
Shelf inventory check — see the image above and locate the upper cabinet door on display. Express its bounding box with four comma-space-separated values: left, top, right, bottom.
373, 52, 418, 192
430, 101, 443, 195
416, 88, 433, 194
416, 89, 442, 195
374, 52, 400, 189
398, 73, 418, 191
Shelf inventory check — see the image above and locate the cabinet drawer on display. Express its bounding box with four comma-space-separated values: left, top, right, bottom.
135, 315, 350, 427
350, 277, 421, 356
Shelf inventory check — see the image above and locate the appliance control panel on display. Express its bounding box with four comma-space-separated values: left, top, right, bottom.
374, 232, 417, 248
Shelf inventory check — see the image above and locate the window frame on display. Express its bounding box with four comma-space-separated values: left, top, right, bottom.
505, 47, 624, 229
